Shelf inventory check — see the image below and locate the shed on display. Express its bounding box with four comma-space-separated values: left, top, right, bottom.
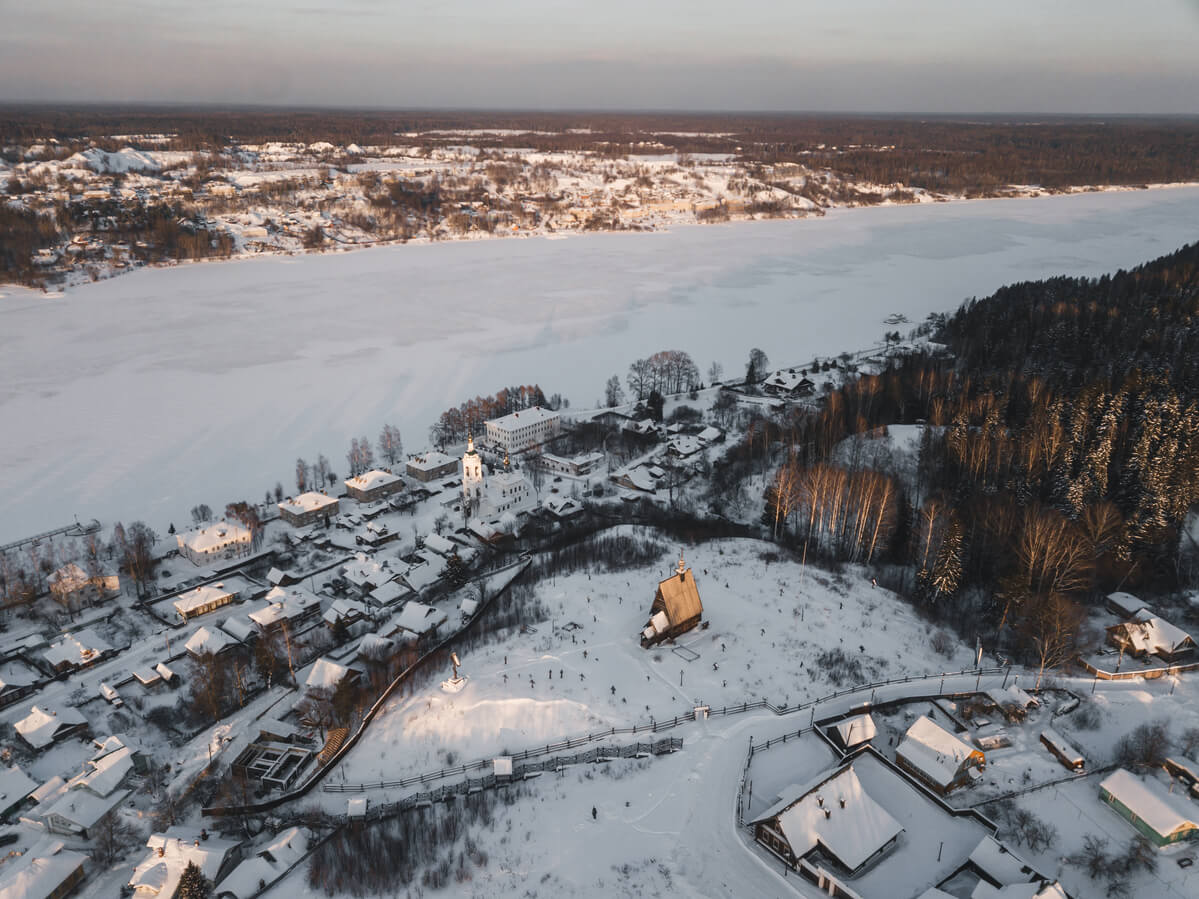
1040, 729, 1084, 771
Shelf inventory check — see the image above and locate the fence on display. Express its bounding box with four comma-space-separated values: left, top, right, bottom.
328, 666, 1009, 796
969, 764, 1116, 808
1077, 655, 1199, 681
202, 556, 532, 818
323, 738, 681, 795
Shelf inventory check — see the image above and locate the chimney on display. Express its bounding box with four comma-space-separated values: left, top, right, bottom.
839, 798, 846, 809
200, 829, 208, 841
157, 846, 165, 857
824, 808, 831, 819
816, 796, 824, 807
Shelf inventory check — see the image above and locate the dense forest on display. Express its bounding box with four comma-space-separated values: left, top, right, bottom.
3, 107, 1197, 191
754, 242, 1199, 665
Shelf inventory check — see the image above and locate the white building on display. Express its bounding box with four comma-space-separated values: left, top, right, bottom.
176, 521, 252, 566
484, 406, 561, 454
462, 437, 537, 523
173, 583, 237, 621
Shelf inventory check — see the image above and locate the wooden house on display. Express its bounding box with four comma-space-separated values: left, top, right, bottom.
640, 554, 704, 648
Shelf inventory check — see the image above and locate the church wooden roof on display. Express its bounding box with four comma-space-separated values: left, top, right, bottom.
654, 567, 703, 625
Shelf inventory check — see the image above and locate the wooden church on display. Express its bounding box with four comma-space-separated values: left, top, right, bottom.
640, 553, 704, 648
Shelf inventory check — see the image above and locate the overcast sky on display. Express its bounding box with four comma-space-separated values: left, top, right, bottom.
2, 0, 1197, 112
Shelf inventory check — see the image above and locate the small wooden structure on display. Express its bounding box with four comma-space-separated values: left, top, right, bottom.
1039, 728, 1085, 771
640, 553, 704, 648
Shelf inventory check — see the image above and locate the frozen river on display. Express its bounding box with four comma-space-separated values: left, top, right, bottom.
2, 186, 1198, 543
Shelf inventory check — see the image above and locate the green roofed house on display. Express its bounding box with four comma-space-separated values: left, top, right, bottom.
1099, 768, 1199, 848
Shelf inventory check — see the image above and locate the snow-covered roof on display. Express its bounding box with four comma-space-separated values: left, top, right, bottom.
15, 705, 88, 749
71, 745, 133, 797
221, 615, 257, 643
345, 469, 401, 492
986, 685, 1038, 710
619, 466, 657, 492
897, 716, 980, 788
177, 520, 251, 554
1106, 591, 1150, 617
306, 657, 352, 691
185, 625, 238, 656
358, 633, 395, 658
216, 827, 308, 899
323, 597, 367, 625
486, 405, 559, 432
248, 587, 321, 628
155, 662, 176, 682
43, 629, 112, 669
92, 733, 140, 761
401, 563, 441, 594
972, 882, 1068, 899
30, 776, 67, 806
460, 598, 479, 617
770, 765, 903, 873
342, 553, 389, 588
1100, 768, 1199, 838
0, 765, 37, 807
668, 434, 703, 457
422, 533, 457, 556
0, 841, 86, 899
173, 583, 235, 616
368, 579, 410, 607
1039, 729, 1083, 765
130, 829, 241, 898
696, 426, 723, 444
406, 451, 457, 471
763, 369, 813, 392
39, 785, 130, 831
833, 713, 878, 749
278, 491, 338, 515
0, 662, 36, 691
1109, 616, 1194, 656
392, 601, 448, 636
544, 495, 583, 517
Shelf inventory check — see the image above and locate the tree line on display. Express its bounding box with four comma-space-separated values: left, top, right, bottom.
429, 385, 551, 448
752, 240, 1199, 673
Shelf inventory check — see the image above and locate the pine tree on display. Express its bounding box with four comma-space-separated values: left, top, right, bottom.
929, 519, 964, 602
176, 861, 212, 899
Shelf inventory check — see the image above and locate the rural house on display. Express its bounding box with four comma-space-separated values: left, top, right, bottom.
895, 715, 985, 794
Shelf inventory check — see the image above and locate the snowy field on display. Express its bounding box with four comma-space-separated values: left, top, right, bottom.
323, 536, 974, 792
2, 187, 1199, 543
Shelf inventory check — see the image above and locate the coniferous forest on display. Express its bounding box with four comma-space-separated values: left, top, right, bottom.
757, 242, 1199, 661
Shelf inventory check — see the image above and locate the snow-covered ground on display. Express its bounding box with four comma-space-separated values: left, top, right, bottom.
2, 188, 1199, 545
323, 536, 974, 791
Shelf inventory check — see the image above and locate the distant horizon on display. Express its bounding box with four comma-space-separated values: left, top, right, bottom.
3, 1, 1196, 115
3, 102, 1198, 122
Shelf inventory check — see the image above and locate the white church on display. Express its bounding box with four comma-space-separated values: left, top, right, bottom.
462, 435, 538, 525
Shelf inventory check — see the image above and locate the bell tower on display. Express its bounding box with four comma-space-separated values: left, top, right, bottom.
462, 434, 484, 514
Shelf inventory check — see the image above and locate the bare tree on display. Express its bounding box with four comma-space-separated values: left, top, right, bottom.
92, 809, 136, 866
1021, 592, 1085, 689
604, 374, 624, 408
295, 457, 309, 493
378, 424, 403, 466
